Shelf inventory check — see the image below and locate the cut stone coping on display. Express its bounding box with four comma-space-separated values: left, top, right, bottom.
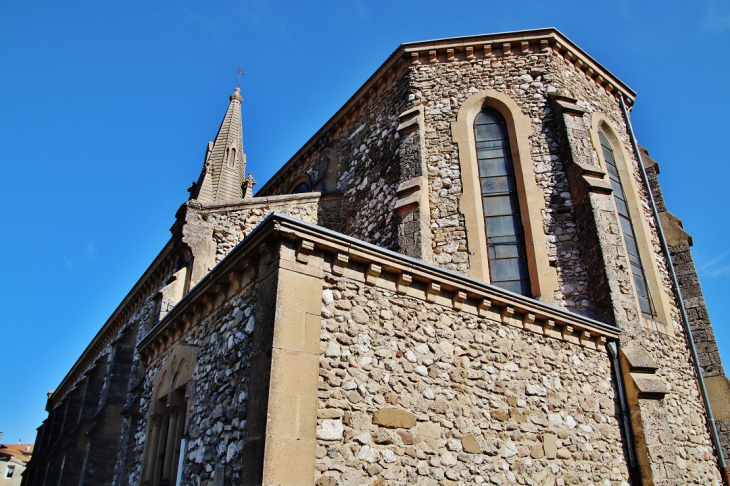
257, 28, 636, 197
139, 212, 621, 364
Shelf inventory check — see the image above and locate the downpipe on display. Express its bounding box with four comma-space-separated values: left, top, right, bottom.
620, 95, 730, 485
607, 341, 641, 483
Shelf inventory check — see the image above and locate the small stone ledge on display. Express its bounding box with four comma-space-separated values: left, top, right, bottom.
193, 191, 340, 213
52, 239, 182, 405
659, 211, 693, 247
620, 347, 669, 400
139, 213, 621, 364
272, 214, 620, 349
394, 177, 426, 213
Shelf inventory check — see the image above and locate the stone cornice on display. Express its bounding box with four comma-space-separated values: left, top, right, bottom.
50, 239, 181, 407
257, 28, 636, 197
192, 191, 342, 213
139, 213, 620, 365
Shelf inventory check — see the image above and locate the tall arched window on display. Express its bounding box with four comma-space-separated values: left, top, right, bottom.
599, 132, 653, 317
227, 147, 236, 168
475, 108, 530, 295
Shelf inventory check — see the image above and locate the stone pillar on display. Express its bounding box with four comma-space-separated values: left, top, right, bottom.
550, 95, 683, 485
243, 173, 257, 199
393, 106, 433, 263
143, 414, 163, 485
241, 241, 322, 485
648, 161, 730, 461
175, 201, 216, 290
161, 406, 180, 482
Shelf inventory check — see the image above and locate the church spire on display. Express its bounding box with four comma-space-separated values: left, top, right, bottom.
189, 87, 247, 202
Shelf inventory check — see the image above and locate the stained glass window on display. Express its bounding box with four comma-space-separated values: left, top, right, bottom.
600, 132, 654, 317
475, 108, 530, 295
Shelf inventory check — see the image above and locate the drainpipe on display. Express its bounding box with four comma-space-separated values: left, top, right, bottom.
620, 95, 730, 485
607, 341, 641, 483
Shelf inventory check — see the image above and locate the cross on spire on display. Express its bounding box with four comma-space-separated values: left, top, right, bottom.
233, 66, 248, 88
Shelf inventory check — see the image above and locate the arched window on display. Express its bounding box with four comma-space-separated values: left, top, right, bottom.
227, 147, 236, 168
142, 346, 197, 486
474, 108, 530, 295
599, 132, 654, 317
289, 175, 311, 194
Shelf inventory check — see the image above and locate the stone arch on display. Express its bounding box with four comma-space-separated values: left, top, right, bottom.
289, 174, 312, 194
451, 89, 557, 301
143, 345, 198, 485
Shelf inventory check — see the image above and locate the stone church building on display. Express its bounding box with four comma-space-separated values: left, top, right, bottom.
23, 29, 730, 485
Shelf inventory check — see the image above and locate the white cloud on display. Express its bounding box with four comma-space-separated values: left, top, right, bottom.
700, 0, 730, 33
699, 250, 730, 277
86, 241, 97, 260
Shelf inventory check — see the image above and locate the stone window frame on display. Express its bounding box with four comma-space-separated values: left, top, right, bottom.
227, 147, 237, 169
452, 89, 558, 302
589, 114, 673, 334
141, 345, 198, 486
288, 174, 312, 194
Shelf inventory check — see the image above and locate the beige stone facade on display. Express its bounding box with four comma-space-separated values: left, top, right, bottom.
24, 29, 729, 486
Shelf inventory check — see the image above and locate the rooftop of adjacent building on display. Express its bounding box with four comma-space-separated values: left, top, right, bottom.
0, 443, 33, 464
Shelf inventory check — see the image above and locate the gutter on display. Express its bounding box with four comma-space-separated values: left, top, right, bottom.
620, 95, 730, 485
607, 341, 641, 483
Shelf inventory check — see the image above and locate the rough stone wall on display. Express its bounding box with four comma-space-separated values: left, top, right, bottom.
668, 243, 725, 377
205, 197, 322, 264
126, 289, 257, 486
314, 274, 631, 485
334, 77, 412, 250
260, 76, 412, 252
25, 255, 183, 486
643, 329, 721, 483
550, 54, 675, 316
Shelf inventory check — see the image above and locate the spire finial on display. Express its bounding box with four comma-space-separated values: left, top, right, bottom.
233, 66, 247, 88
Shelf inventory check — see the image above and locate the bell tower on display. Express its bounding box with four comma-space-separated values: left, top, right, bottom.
189, 88, 247, 202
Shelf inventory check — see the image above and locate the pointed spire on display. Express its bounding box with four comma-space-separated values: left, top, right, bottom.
189, 87, 247, 202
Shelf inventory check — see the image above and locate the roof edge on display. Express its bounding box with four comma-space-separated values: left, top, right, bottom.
257, 28, 636, 196
139, 212, 620, 363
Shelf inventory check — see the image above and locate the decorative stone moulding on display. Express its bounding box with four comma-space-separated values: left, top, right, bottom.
140, 257, 259, 365
139, 213, 621, 366
51, 241, 183, 405
257, 28, 635, 198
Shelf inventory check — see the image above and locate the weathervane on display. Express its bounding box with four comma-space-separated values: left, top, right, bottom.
234, 66, 248, 88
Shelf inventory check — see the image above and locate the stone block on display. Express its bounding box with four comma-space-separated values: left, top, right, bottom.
543, 433, 557, 459
461, 434, 481, 453
620, 348, 659, 372
706, 375, 730, 421
262, 436, 316, 486
269, 349, 319, 397
372, 409, 416, 429
630, 373, 669, 398
272, 307, 306, 352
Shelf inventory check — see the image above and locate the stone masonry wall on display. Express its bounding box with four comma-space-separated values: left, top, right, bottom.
124, 288, 257, 486
206, 197, 321, 264
333, 76, 411, 250
202, 194, 341, 265
314, 272, 631, 486
643, 329, 721, 483
261, 74, 413, 252
550, 54, 675, 316
409, 49, 674, 318
411, 53, 591, 313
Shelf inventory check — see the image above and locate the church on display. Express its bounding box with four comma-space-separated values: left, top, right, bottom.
22, 28, 730, 486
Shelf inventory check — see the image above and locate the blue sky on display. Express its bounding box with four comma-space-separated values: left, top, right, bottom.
2, 0, 730, 444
